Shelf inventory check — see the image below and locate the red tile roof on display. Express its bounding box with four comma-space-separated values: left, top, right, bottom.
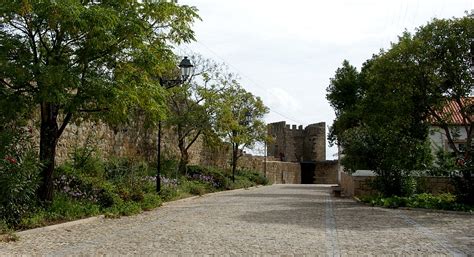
430, 97, 474, 125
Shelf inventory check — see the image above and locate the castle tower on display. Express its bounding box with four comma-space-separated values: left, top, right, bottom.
267, 121, 326, 162
303, 122, 326, 162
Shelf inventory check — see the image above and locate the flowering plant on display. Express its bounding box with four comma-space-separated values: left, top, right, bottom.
0, 127, 40, 225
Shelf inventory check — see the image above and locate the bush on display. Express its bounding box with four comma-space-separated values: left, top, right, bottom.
47, 194, 101, 220
230, 177, 255, 190
70, 146, 104, 178
0, 127, 41, 226
179, 178, 208, 196
360, 193, 473, 211
140, 193, 162, 211
0, 220, 18, 242
105, 201, 142, 216
159, 185, 179, 201
236, 169, 269, 185
187, 165, 230, 189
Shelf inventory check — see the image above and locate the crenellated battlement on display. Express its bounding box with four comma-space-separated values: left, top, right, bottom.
267, 121, 326, 162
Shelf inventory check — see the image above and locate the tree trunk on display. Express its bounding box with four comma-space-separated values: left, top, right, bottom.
178, 138, 189, 175
38, 102, 60, 202
232, 144, 238, 183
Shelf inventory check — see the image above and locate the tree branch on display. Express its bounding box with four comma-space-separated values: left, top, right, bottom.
185, 130, 202, 151
428, 106, 460, 155
58, 112, 73, 137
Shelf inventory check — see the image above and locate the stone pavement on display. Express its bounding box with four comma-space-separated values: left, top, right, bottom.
0, 184, 472, 256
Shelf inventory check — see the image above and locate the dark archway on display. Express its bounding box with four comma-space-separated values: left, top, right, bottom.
300, 162, 315, 184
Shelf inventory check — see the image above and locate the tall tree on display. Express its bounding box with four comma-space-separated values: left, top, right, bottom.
0, 0, 199, 201
213, 84, 268, 182
167, 55, 229, 174
413, 14, 474, 203
328, 13, 473, 197
326, 60, 365, 145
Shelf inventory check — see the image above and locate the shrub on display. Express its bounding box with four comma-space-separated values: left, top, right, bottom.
0, 127, 41, 226
230, 177, 255, 190
179, 178, 208, 196
70, 146, 104, 178
0, 220, 18, 242
236, 169, 269, 185
96, 183, 121, 208
140, 193, 162, 211
159, 185, 179, 201
47, 194, 101, 220
187, 165, 230, 189
105, 201, 142, 216
360, 193, 473, 211
189, 183, 207, 196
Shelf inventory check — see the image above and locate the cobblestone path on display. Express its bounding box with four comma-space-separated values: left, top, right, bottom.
1, 185, 473, 256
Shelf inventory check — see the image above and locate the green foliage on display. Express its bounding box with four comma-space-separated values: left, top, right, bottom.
0, 128, 41, 226
159, 185, 180, 202
181, 179, 207, 196
211, 83, 269, 181
326, 14, 474, 196
187, 165, 230, 189
140, 193, 162, 211
0, 0, 200, 202
105, 201, 142, 217
5, 156, 269, 230
236, 169, 269, 186
0, 219, 18, 242
430, 149, 458, 176
0, 220, 18, 242
167, 55, 226, 174
47, 194, 101, 220
213, 85, 269, 150
20, 194, 101, 229
70, 145, 105, 179
360, 193, 473, 212
451, 164, 474, 205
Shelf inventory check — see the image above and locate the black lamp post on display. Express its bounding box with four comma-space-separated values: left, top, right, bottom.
156, 57, 193, 193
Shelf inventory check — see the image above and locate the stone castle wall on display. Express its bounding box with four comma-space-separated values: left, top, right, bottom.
267, 121, 326, 162
238, 156, 301, 184
340, 172, 455, 197
54, 119, 208, 166
35, 117, 327, 186
314, 160, 338, 184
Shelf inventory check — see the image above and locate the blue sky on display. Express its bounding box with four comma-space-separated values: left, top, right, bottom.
179, 0, 473, 159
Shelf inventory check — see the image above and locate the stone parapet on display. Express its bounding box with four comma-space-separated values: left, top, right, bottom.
340, 172, 456, 197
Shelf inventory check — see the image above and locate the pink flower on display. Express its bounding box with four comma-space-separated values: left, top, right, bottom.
4, 156, 17, 165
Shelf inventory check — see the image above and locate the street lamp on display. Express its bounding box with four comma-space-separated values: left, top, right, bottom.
156, 56, 194, 193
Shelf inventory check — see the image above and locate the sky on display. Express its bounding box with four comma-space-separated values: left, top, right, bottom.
178, 0, 473, 160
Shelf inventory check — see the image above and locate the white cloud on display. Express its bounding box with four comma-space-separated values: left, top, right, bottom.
180, 0, 472, 159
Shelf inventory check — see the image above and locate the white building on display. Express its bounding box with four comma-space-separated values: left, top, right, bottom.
429, 97, 473, 155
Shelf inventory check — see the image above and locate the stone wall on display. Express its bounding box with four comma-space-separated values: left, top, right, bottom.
267, 121, 326, 163
237, 156, 301, 184
303, 123, 326, 162
416, 176, 455, 195
54, 119, 207, 166
264, 161, 301, 184
314, 160, 338, 184
340, 172, 376, 197
340, 172, 455, 197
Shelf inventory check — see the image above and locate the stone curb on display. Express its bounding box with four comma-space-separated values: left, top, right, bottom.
17, 215, 105, 236
353, 196, 473, 215
15, 185, 266, 236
